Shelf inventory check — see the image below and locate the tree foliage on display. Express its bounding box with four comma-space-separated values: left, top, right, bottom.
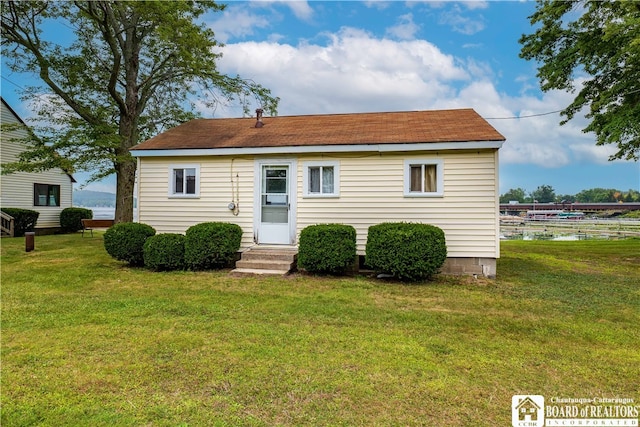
499, 187, 528, 203
1, 1, 278, 222
575, 188, 639, 203
519, 1, 640, 161
531, 184, 556, 203
500, 186, 640, 203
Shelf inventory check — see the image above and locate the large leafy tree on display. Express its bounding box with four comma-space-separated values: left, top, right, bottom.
519, 1, 640, 161
531, 185, 556, 203
1, 1, 278, 222
499, 187, 528, 203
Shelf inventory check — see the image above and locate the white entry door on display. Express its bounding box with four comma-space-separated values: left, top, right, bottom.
256, 161, 295, 244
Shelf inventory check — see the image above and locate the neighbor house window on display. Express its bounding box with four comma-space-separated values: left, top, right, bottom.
169, 164, 199, 198
303, 161, 340, 197
33, 183, 60, 206
404, 159, 444, 197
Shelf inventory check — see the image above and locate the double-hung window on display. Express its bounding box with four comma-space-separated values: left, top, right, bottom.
169, 164, 199, 198
404, 159, 444, 197
303, 161, 339, 197
33, 183, 60, 206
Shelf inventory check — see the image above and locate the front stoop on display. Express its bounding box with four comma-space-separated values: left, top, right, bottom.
232, 246, 298, 275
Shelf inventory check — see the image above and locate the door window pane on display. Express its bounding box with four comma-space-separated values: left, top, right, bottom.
261, 165, 289, 224
264, 167, 287, 194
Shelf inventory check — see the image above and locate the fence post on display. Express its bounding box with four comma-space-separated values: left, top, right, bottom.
25, 232, 35, 252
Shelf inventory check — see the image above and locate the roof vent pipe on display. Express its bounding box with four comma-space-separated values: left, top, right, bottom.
255, 108, 264, 128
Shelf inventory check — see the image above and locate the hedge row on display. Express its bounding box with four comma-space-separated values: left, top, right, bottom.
299, 222, 447, 282
1, 207, 92, 235
1, 208, 39, 237
102, 220, 447, 281
103, 222, 242, 271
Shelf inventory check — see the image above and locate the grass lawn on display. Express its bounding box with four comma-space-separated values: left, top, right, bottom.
1, 234, 639, 426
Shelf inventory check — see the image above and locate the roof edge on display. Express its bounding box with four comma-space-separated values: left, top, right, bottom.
131, 140, 504, 158
1, 97, 76, 183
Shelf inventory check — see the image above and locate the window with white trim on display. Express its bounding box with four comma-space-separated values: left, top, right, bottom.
303, 161, 340, 197
404, 159, 444, 197
169, 164, 200, 197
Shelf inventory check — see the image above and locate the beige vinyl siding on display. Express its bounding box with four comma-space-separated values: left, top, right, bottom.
1, 102, 74, 228
296, 150, 499, 258
137, 157, 256, 248
137, 149, 499, 259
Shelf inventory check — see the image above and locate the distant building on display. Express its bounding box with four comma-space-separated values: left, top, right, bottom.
1, 97, 75, 233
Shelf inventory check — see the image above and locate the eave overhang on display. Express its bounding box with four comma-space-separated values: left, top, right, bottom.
130, 140, 504, 158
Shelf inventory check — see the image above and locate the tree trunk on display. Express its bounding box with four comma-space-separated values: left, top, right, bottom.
114, 158, 136, 223
114, 110, 139, 223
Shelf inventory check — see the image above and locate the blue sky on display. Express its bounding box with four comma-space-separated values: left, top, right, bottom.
2, 1, 639, 196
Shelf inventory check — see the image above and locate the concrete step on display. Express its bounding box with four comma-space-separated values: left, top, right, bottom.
232, 246, 298, 276
231, 268, 292, 276
240, 250, 297, 262
235, 259, 294, 271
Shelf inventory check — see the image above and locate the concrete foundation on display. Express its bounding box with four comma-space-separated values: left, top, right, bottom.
440, 257, 497, 279
356, 255, 497, 279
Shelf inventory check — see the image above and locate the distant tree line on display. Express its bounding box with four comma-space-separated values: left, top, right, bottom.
73, 190, 116, 207
500, 186, 640, 204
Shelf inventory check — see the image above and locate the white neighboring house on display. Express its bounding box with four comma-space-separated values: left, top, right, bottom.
1, 97, 75, 234
131, 109, 506, 277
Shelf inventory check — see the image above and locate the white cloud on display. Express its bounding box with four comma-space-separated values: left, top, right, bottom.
214, 27, 617, 168
248, 0, 314, 21
217, 27, 469, 116
385, 13, 420, 40
463, 1, 489, 11
364, 1, 392, 11
208, 6, 271, 43
438, 6, 485, 35
286, 0, 314, 20
417, 0, 488, 10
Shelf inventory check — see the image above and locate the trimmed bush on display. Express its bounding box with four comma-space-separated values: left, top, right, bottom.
366, 222, 447, 282
298, 224, 357, 275
60, 207, 93, 233
104, 222, 156, 266
1, 208, 39, 237
184, 222, 243, 270
143, 233, 185, 271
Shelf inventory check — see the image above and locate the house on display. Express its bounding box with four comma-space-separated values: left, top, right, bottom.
130, 108, 505, 277
1, 97, 76, 234
515, 396, 541, 422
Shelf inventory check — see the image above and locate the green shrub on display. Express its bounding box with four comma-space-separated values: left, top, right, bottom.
143, 233, 185, 271
60, 207, 93, 233
298, 224, 357, 275
184, 222, 243, 270
1, 208, 39, 237
365, 222, 447, 282
104, 222, 156, 266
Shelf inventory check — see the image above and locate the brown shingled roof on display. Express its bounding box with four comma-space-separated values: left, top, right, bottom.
131, 108, 505, 151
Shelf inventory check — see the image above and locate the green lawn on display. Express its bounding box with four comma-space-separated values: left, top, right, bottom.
1, 235, 639, 426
